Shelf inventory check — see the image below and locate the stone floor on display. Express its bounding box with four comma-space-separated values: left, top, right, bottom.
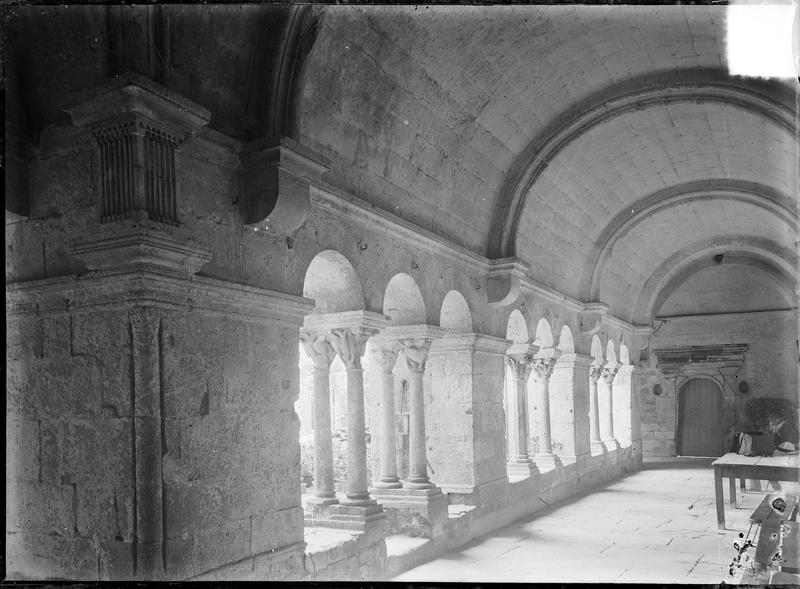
393, 457, 800, 584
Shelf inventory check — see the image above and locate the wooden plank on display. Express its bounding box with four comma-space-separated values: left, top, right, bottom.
781, 521, 799, 573
754, 520, 782, 568
751, 493, 780, 524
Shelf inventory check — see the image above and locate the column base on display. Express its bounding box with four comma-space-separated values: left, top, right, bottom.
306, 500, 387, 534
304, 493, 339, 506
603, 438, 620, 451
403, 478, 436, 490
533, 453, 558, 472
372, 479, 403, 490
371, 486, 447, 538
590, 440, 606, 455
506, 460, 534, 479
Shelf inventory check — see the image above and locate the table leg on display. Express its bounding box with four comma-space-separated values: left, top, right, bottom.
740, 477, 746, 492
730, 477, 737, 506
715, 466, 726, 530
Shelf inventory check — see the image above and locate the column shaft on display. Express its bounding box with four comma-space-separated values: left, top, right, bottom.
345, 367, 370, 500
589, 365, 602, 449
407, 368, 429, 484
376, 355, 401, 487
312, 367, 336, 499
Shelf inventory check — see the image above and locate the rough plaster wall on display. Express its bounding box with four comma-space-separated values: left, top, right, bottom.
7, 311, 133, 580
641, 311, 799, 458
656, 264, 792, 317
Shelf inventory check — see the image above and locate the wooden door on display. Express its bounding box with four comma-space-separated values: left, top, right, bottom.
678, 378, 724, 457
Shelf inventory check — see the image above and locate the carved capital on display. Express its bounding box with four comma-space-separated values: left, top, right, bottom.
601, 363, 620, 384
299, 330, 337, 370
530, 357, 557, 382
400, 338, 433, 374
505, 353, 535, 381
589, 364, 603, 383
328, 327, 374, 370
373, 344, 400, 375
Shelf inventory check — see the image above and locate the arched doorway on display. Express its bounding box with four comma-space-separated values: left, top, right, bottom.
677, 378, 724, 457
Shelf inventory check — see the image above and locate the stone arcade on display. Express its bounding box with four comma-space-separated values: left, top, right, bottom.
5, 4, 799, 582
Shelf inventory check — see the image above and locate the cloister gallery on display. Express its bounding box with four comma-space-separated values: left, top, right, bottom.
5, 3, 799, 582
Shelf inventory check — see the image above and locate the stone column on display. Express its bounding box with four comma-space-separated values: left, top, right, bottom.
588, 364, 604, 453
328, 327, 376, 505
373, 344, 402, 489
505, 352, 535, 476
401, 338, 434, 489
599, 362, 620, 448
530, 353, 559, 470
299, 330, 338, 505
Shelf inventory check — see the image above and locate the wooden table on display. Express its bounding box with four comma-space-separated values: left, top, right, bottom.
711, 453, 800, 529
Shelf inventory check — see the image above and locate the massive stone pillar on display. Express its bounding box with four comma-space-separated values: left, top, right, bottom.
401, 338, 435, 489
549, 353, 593, 466
373, 344, 401, 489
299, 331, 338, 505
613, 364, 634, 448
599, 362, 621, 449
328, 327, 375, 504
588, 364, 604, 454
530, 353, 559, 471
505, 345, 537, 477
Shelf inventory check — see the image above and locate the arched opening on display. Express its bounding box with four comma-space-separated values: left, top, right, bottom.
298, 250, 372, 502
439, 290, 473, 333
533, 318, 554, 348
677, 377, 724, 457
383, 273, 426, 325
557, 325, 575, 354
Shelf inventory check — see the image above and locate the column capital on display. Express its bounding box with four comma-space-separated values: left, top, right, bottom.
300, 329, 337, 370
505, 353, 535, 381
328, 327, 377, 370
400, 338, 433, 373
530, 356, 558, 382
589, 363, 603, 383
373, 343, 400, 375
601, 362, 621, 384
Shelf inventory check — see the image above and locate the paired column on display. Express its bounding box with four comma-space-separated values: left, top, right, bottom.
401, 338, 434, 489
505, 352, 535, 471
328, 327, 377, 505
598, 362, 620, 448
299, 330, 338, 505
373, 344, 402, 489
530, 356, 558, 463
588, 364, 604, 453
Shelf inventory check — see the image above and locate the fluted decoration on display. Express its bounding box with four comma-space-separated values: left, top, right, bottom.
94, 117, 181, 226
